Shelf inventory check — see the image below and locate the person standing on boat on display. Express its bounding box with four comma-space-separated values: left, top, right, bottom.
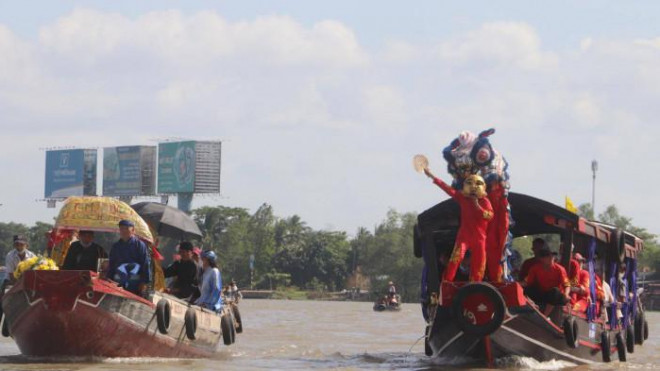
106, 220, 151, 296
521, 246, 570, 316
423, 168, 493, 282
5, 235, 36, 282
163, 241, 198, 299
62, 230, 107, 272
195, 250, 223, 312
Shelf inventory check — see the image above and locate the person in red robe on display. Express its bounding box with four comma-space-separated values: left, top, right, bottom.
522, 246, 571, 316
424, 168, 494, 282
485, 182, 509, 282
518, 238, 546, 281
568, 255, 590, 312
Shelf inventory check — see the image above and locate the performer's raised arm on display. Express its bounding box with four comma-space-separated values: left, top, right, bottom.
423, 168, 457, 199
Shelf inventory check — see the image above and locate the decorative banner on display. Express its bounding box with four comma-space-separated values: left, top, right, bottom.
158, 141, 196, 193
103, 146, 156, 196
45, 149, 85, 198
55, 196, 154, 243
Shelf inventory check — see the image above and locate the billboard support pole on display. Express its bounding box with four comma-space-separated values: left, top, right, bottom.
177, 192, 193, 214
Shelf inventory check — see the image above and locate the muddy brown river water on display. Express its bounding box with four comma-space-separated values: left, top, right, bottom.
0, 299, 658, 370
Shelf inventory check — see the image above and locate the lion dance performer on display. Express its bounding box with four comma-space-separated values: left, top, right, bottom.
423, 167, 493, 282
442, 128, 511, 283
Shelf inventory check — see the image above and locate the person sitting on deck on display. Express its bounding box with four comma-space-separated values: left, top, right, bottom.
195, 250, 223, 312
387, 281, 396, 298
106, 220, 152, 297
518, 238, 545, 281
568, 253, 590, 312
62, 230, 108, 272
163, 241, 198, 299
5, 235, 36, 283
521, 246, 570, 316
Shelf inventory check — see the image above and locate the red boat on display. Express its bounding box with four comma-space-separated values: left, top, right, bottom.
415, 192, 650, 365
1, 269, 240, 358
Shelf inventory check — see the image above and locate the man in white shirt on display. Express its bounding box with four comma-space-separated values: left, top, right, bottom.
5, 235, 36, 281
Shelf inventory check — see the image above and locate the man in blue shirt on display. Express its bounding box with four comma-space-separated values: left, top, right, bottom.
106, 220, 151, 296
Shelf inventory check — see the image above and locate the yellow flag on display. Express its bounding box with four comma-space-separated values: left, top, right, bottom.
565, 196, 578, 214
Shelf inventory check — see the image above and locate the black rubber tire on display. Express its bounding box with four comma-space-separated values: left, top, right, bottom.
644, 319, 649, 340
413, 224, 422, 258
562, 317, 579, 348
451, 282, 506, 337
626, 325, 635, 353
156, 299, 171, 335
231, 304, 243, 334
601, 331, 611, 363
424, 325, 433, 357
221, 313, 234, 346
1, 318, 9, 338
611, 228, 626, 263
616, 332, 626, 362
635, 311, 645, 345
184, 308, 197, 340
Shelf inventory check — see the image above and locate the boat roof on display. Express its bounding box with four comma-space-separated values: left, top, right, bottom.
417, 191, 644, 258
418, 192, 579, 237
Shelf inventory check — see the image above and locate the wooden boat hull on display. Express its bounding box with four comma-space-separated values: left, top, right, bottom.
427, 282, 617, 365
1, 270, 231, 358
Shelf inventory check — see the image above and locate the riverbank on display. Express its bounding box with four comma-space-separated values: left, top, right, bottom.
243, 288, 372, 301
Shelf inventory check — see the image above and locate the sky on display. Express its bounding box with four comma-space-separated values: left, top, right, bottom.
1, 1, 659, 237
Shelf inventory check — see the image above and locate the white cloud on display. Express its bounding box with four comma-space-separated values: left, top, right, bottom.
437, 22, 558, 71
1, 11, 660, 237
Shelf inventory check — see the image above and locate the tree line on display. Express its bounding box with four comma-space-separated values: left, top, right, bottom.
1, 201, 658, 302
0, 205, 422, 301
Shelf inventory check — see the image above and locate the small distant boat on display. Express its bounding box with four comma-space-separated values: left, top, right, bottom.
373, 295, 402, 312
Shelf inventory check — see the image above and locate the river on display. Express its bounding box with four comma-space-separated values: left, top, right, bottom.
0, 299, 658, 370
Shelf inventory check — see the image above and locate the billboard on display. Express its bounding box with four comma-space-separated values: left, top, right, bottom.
194, 141, 221, 193
103, 146, 156, 196
158, 141, 196, 193
157, 141, 221, 194
45, 149, 97, 198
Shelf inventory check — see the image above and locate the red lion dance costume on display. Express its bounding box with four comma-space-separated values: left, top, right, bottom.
432, 128, 511, 282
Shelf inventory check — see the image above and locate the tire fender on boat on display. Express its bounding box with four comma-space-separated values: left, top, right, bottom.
644, 319, 649, 341
562, 317, 579, 348
184, 308, 197, 340
615, 332, 626, 362
221, 313, 234, 346
231, 304, 243, 334
634, 311, 645, 345
625, 324, 635, 353
600, 331, 611, 363
156, 299, 171, 335
450, 282, 505, 337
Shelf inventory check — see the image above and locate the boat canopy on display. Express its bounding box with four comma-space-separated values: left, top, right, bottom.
54, 196, 154, 243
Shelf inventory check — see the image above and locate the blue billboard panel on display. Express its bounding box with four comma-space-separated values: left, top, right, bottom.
44, 149, 85, 198
103, 146, 142, 196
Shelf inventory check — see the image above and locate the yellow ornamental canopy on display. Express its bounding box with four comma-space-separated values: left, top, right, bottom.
55, 197, 154, 243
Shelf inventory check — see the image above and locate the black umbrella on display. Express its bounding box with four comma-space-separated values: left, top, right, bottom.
131, 202, 203, 240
